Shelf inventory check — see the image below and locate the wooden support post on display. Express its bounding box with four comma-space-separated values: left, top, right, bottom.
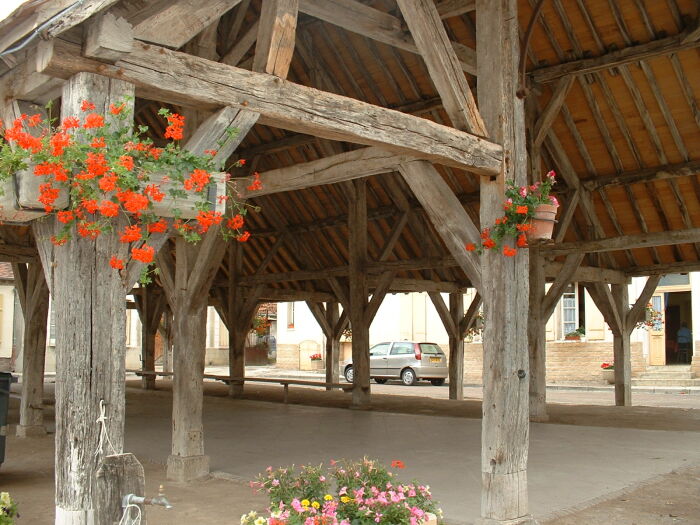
611, 283, 631, 406
527, 246, 547, 422
349, 179, 370, 408
585, 275, 660, 406
156, 233, 226, 482
325, 302, 340, 388
134, 283, 166, 390
449, 293, 465, 400
31, 72, 137, 525
13, 261, 49, 437
529, 252, 584, 421
477, 1, 535, 523
307, 300, 342, 389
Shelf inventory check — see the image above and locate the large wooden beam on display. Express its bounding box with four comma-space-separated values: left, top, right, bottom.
627, 260, 700, 277
583, 160, 700, 191
399, 160, 482, 291
546, 228, 700, 256
127, 0, 244, 49
531, 32, 700, 83
544, 261, 627, 285
241, 147, 406, 198
298, 0, 477, 75
253, 0, 299, 77
38, 38, 502, 174
477, 0, 534, 522
397, 0, 486, 135
436, 0, 476, 18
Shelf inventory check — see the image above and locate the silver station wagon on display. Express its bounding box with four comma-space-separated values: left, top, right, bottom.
342, 341, 448, 386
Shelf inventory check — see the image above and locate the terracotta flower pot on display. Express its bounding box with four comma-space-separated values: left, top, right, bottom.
527, 203, 558, 241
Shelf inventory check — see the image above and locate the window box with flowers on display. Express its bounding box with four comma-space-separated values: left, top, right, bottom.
465, 170, 559, 257
309, 352, 324, 370
0, 100, 260, 282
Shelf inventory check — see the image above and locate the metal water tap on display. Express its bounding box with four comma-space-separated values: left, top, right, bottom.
123, 485, 173, 510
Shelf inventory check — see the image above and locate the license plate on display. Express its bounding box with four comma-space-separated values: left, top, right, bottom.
430, 357, 441, 363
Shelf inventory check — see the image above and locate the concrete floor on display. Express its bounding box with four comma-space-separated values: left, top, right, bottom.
116, 386, 700, 522
6, 380, 700, 523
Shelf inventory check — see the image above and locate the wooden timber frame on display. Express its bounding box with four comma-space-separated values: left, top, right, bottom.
0, 0, 699, 523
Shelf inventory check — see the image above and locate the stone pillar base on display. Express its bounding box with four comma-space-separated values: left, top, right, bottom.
166, 454, 210, 482
475, 515, 538, 525
16, 424, 47, 438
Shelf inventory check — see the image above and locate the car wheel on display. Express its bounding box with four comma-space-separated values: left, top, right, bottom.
344, 366, 354, 383
374, 378, 388, 384
401, 368, 416, 386
430, 378, 445, 386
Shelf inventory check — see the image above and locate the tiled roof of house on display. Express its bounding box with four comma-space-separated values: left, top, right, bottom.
0, 262, 14, 281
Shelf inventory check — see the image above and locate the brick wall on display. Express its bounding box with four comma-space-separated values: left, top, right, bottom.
463, 341, 645, 384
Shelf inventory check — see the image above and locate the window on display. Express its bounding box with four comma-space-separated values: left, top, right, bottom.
561, 284, 578, 338
287, 302, 295, 329
419, 343, 443, 355
390, 342, 414, 355
370, 343, 390, 356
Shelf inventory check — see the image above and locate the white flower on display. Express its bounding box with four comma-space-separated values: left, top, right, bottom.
254, 517, 266, 525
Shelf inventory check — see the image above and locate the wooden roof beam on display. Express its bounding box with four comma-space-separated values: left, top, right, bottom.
397, 0, 486, 135
240, 147, 405, 198
298, 0, 477, 75
125, 0, 244, 49
37, 38, 503, 174
435, 0, 476, 18
627, 261, 700, 277
545, 228, 700, 256
583, 160, 700, 191
531, 32, 700, 83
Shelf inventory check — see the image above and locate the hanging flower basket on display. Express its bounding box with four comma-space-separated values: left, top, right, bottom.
0, 165, 69, 222
527, 203, 558, 241
0, 100, 259, 283
466, 170, 560, 256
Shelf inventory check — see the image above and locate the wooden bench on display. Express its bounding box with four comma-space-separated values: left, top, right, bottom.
126, 370, 352, 403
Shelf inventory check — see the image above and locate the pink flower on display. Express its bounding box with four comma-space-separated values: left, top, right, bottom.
272, 479, 280, 486
547, 170, 556, 179
291, 498, 304, 512
549, 195, 559, 206
519, 186, 528, 197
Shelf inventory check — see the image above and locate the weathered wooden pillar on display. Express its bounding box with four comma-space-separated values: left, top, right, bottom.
477, 1, 535, 523
13, 261, 49, 437
586, 275, 660, 407
528, 246, 547, 422
349, 179, 370, 407
307, 301, 345, 389
134, 283, 166, 390
611, 283, 632, 406
429, 292, 466, 400
448, 293, 465, 400
325, 302, 341, 387
212, 244, 262, 399
157, 233, 226, 482
32, 72, 136, 525
529, 253, 584, 421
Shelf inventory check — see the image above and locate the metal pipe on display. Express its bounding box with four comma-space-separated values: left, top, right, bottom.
0, 0, 86, 57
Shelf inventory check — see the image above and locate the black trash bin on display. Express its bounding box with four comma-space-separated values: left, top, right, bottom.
0, 372, 13, 468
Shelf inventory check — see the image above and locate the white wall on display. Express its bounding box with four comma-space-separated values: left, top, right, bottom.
0, 285, 15, 358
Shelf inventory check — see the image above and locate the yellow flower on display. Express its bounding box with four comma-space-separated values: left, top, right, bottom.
340, 496, 350, 503
324, 494, 333, 501
254, 518, 266, 525
311, 501, 320, 509
301, 499, 310, 507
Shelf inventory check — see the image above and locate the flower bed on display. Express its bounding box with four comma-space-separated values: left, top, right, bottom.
243, 458, 441, 525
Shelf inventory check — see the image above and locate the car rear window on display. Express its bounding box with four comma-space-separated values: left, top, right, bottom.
419, 343, 443, 355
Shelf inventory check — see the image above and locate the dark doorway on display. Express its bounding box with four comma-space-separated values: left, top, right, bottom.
665, 291, 692, 365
